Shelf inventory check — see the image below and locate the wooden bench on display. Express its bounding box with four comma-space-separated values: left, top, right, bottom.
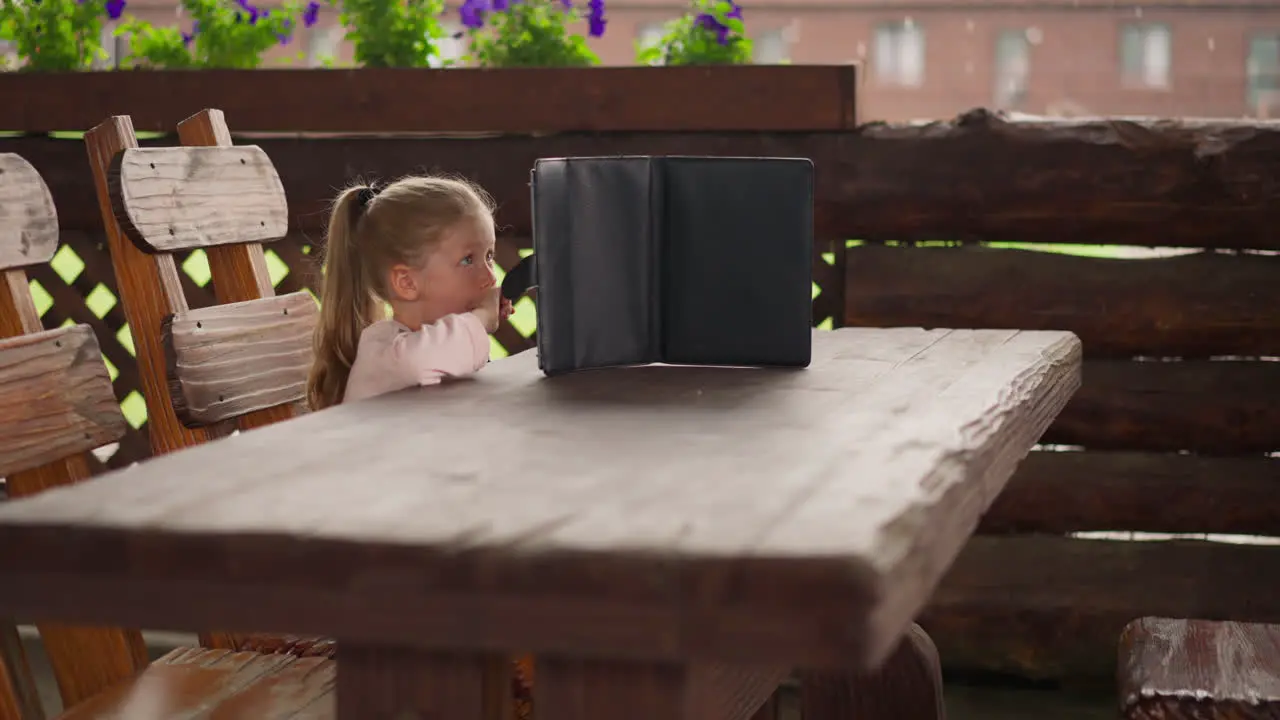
0, 152, 340, 718
0, 325, 1082, 719
1118, 617, 1280, 720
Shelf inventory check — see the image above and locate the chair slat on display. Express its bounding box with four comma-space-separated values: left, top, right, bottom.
0, 154, 58, 271
108, 145, 289, 253
0, 325, 126, 479
162, 291, 317, 427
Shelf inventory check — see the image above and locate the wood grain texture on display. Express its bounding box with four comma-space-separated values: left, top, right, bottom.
1045, 360, 1280, 454
981, 451, 1280, 535
0, 621, 42, 720
0, 325, 125, 479
108, 145, 289, 253
56, 646, 336, 719
337, 646, 510, 720
1119, 617, 1280, 720
845, 245, 1280, 358
535, 659, 787, 720
0, 153, 58, 271
918, 536, 1280, 681
800, 624, 945, 720
162, 292, 317, 427
16, 114, 1280, 252
0, 66, 859, 133
0, 328, 1081, 671
85, 115, 230, 455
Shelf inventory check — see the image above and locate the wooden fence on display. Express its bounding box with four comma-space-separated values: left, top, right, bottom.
3, 107, 1279, 685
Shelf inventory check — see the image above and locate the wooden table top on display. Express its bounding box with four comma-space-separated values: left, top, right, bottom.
0, 327, 1080, 671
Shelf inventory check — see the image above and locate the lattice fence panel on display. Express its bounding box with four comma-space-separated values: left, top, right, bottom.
35, 234, 841, 469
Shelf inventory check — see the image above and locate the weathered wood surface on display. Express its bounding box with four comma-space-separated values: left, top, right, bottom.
1118, 617, 1280, 720
0, 153, 58, 271
0, 325, 125, 479
9, 110, 1280, 249
981, 451, 1280, 535
919, 536, 1280, 680
1045, 360, 1280, 454
0, 328, 1081, 671
162, 291, 317, 427
800, 624, 946, 720
0, 66, 858, 134
109, 145, 289, 253
56, 646, 337, 719
845, 245, 1280, 358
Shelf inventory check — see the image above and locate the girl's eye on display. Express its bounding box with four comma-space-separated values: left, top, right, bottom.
460, 255, 473, 266
486, 251, 495, 265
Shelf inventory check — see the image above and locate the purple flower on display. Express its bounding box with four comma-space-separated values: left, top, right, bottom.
560, 0, 571, 8
181, 30, 193, 45
235, 0, 262, 22
586, 0, 605, 36
459, 0, 488, 29
105, 0, 125, 19
725, 1, 742, 19
303, 1, 320, 27
695, 12, 728, 44
492, 0, 507, 10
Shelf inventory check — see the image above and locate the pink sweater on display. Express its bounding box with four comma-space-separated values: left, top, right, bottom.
343, 313, 491, 404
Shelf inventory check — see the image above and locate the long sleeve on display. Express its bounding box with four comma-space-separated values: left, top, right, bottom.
343, 314, 491, 404
391, 313, 491, 384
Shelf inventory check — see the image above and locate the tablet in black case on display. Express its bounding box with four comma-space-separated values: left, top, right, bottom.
502, 156, 814, 376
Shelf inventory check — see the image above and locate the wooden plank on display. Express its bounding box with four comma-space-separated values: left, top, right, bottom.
0, 621, 43, 720
109, 145, 289, 253
845, 245, 1280, 358
1045, 360, 1280, 454
0, 153, 58, 271
0, 325, 125, 479
981, 451, 1280, 536
918, 536, 1280, 681
0, 328, 1081, 672
1118, 617, 1280, 720
0, 66, 858, 134
161, 292, 317, 427
15, 118, 1280, 251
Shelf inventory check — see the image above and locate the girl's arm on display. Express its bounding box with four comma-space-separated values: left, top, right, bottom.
391, 313, 491, 384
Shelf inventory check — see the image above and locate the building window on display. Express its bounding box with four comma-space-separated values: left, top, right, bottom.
874, 20, 924, 87
754, 28, 790, 64
431, 23, 466, 68
1247, 34, 1280, 117
637, 22, 666, 65
993, 29, 1030, 109
307, 25, 345, 67
1120, 23, 1170, 88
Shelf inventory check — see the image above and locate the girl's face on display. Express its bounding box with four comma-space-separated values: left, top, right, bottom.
387, 214, 497, 325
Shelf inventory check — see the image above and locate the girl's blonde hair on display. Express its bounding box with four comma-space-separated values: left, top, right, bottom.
306, 175, 497, 411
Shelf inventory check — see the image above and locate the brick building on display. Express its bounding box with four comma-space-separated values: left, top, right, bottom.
21, 0, 1280, 121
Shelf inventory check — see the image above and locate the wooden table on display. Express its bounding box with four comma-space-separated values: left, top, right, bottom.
0, 327, 1080, 719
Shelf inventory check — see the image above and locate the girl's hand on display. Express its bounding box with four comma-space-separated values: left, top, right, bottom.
500, 297, 514, 321
470, 287, 501, 333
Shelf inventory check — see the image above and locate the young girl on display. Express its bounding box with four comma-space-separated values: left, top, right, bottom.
306, 175, 515, 411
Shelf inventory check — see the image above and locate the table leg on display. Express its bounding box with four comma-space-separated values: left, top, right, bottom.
336, 643, 513, 720
799, 624, 946, 720
535, 656, 787, 720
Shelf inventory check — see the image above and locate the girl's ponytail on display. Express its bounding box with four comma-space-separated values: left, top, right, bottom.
307, 185, 379, 411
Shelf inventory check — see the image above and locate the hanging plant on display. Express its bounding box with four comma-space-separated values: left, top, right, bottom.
636, 0, 751, 66
460, 0, 605, 68
0, 0, 126, 71
119, 0, 318, 69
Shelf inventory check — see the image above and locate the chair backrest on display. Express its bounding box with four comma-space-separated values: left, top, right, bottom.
0, 152, 148, 717
86, 110, 317, 437
85, 110, 318, 652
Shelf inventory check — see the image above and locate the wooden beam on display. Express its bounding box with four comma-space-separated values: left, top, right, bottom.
844, 245, 1280, 358
0, 66, 859, 134
981, 451, 1280, 536
13, 113, 1280, 251
1045, 360, 1280, 454
919, 535, 1280, 681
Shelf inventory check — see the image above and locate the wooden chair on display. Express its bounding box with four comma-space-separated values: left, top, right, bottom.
0, 152, 337, 718
1118, 617, 1280, 720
